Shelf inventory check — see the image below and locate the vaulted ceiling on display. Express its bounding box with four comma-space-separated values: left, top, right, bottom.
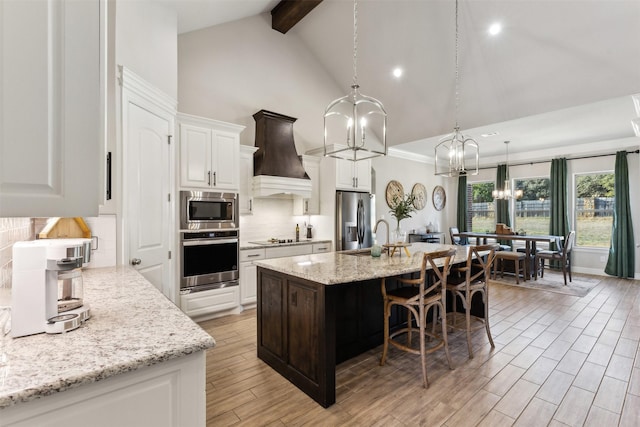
163, 0, 640, 162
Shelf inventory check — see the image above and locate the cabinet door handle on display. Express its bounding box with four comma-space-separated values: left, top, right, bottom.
208, 171, 211, 186
291, 291, 297, 306
131, 258, 141, 266
304, 200, 308, 212
247, 254, 260, 258
355, 177, 358, 188
213, 171, 217, 186
249, 199, 252, 212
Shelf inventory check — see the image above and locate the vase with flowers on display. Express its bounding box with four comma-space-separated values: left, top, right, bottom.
389, 193, 416, 243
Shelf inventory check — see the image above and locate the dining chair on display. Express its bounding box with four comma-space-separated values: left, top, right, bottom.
380, 248, 457, 388
493, 250, 527, 284
537, 230, 576, 285
449, 227, 467, 245
446, 244, 498, 358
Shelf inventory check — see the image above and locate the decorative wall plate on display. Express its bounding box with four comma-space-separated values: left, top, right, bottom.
411, 183, 427, 210
432, 185, 446, 211
385, 180, 404, 207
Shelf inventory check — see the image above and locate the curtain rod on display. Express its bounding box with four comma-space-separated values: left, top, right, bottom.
477, 149, 640, 171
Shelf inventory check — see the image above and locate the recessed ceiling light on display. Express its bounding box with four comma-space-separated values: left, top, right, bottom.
488, 23, 502, 36
481, 131, 500, 138
392, 67, 403, 78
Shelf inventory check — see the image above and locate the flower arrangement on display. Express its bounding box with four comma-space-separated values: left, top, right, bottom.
389, 193, 416, 229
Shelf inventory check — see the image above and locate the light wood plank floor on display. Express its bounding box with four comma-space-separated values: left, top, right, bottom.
199, 273, 640, 426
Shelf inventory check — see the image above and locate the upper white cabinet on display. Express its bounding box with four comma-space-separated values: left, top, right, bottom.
336, 158, 371, 192
178, 113, 244, 192
293, 155, 321, 215
239, 145, 258, 215
0, 0, 101, 217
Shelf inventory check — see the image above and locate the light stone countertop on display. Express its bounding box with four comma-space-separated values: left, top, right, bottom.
254, 242, 472, 285
0, 266, 215, 409
240, 239, 332, 251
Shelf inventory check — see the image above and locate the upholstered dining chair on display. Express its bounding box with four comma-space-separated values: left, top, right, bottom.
449, 227, 467, 245
537, 230, 576, 285
380, 248, 457, 388
446, 244, 498, 358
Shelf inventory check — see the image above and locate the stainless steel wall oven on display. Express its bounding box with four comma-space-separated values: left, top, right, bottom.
180, 229, 239, 294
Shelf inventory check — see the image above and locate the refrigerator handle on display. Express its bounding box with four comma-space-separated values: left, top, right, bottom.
357, 199, 365, 246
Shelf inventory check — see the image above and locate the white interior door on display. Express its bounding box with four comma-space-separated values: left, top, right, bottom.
126, 102, 172, 296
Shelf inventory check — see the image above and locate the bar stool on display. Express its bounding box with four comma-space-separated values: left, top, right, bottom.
446, 244, 498, 358
493, 250, 527, 284
380, 248, 457, 388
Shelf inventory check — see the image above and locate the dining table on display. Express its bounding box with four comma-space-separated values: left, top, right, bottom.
453, 232, 564, 280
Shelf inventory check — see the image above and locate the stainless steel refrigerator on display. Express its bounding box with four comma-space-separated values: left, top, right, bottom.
336, 191, 375, 251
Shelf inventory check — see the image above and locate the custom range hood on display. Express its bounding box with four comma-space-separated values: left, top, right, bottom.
252, 110, 312, 198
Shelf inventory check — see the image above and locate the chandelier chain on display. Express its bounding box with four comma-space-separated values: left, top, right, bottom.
353, 0, 358, 87
454, 0, 459, 129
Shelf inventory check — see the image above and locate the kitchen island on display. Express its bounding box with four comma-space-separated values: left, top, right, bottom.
255, 243, 477, 407
0, 267, 215, 427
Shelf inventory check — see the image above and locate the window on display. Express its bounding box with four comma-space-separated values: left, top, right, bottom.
467, 182, 495, 232
513, 177, 550, 235
575, 173, 614, 247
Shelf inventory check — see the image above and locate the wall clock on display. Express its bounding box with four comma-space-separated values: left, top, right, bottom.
411, 183, 427, 210
385, 180, 404, 207
432, 185, 446, 211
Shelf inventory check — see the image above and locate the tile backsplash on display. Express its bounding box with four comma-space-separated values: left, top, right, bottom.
0, 215, 117, 289
0, 218, 34, 289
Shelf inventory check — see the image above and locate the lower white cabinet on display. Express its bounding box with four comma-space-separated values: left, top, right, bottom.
239, 242, 331, 309
0, 352, 207, 427
312, 242, 332, 253
180, 287, 239, 318
239, 248, 265, 305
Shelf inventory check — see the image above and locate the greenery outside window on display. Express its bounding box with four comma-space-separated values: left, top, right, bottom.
575, 173, 614, 247
514, 178, 550, 235
467, 182, 495, 232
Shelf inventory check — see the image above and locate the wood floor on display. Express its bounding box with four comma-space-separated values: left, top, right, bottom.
199, 273, 640, 426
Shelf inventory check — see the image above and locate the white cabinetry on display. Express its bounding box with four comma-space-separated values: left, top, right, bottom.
336, 158, 371, 192
180, 287, 240, 319
0, 352, 207, 427
239, 145, 258, 215
293, 155, 321, 215
178, 113, 244, 191
0, 0, 101, 217
312, 242, 332, 253
239, 247, 265, 305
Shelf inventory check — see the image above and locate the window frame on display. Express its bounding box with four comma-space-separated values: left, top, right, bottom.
512, 175, 551, 236
573, 170, 615, 249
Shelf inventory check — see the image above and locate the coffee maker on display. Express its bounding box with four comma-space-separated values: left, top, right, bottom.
11, 238, 92, 337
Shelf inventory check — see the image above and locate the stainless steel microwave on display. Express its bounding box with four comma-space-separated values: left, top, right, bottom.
180, 191, 238, 230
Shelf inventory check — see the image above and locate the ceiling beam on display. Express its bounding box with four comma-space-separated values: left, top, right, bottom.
271, 0, 323, 34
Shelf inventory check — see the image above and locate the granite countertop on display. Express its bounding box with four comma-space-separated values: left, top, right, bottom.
254, 242, 471, 285
240, 239, 332, 250
0, 266, 215, 409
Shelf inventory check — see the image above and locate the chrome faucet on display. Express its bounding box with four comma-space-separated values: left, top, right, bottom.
374, 219, 390, 246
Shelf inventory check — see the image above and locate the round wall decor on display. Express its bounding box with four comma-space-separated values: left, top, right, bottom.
385, 180, 404, 207
411, 183, 427, 210
432, 185, 446, 211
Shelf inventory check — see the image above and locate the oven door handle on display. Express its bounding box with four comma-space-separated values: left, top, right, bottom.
182, 239, 239, 246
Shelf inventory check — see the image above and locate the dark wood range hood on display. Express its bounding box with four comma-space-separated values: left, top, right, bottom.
252, 110, 312, 198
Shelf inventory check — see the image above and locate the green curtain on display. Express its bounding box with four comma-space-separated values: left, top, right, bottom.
605, 151, 635, 278
456, 173, 468, 244
496, 164, 510, 227
549, 158, 569, 251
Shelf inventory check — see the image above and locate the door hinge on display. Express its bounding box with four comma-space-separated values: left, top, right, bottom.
168, 251, 172, 260
167, 135, 172, 145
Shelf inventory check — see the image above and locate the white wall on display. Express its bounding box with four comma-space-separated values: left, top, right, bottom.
177, 13, 342, 155
115, 0, 177, 99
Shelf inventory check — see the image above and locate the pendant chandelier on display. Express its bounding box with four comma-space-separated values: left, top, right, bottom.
493, 141, 523, 200
323, 0, 387, 162
434, 0, 479, 177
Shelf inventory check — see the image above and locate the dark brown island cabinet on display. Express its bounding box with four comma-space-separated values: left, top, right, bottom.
256, 248, 485, 407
